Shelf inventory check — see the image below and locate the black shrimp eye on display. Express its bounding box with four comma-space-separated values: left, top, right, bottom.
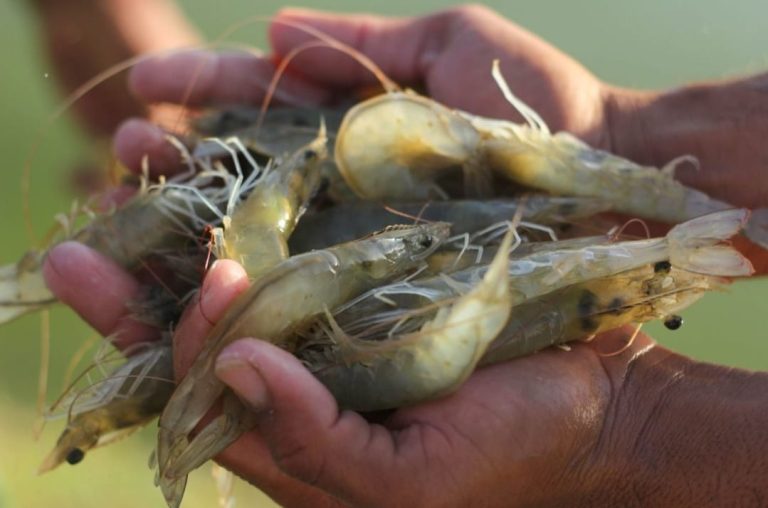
654, 261, 672, 273
418, 236, 433, 249
663, 315, 684, 330
65, 448, 85, 465
303, 149, 318, 161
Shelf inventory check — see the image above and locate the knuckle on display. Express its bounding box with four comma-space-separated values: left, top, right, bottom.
272, 440, 327, 486
450, 4, 498, 24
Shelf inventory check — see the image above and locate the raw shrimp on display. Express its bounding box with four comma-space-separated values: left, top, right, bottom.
480, 263, 722, 365
0, 162, 249, 325
330, 209, 752, 334
156, 222, 450, 506
334, 62, 768, 247
213, 127, 327, 277
306, 230, 514, 411
305, 260, 721, 410
193, 106, 345, 160
153, 129, 328, 499
38, 341, 174, 473
288, 196, 608, 253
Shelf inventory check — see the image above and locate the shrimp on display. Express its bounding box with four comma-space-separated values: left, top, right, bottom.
307, 209, 750, 359
305, 230, 514, 411
431, 232, 619, 273
288, 196, 608, 253
156, 222, 450, 505
0, 160, 251, 325
480, 263, 722, 365
151, 129, 328, 501
304, 259, 722, 411
213, 127, 326, 277
193, 106, 345, 160
38, 340, 174, 473
334, 62, 768, 247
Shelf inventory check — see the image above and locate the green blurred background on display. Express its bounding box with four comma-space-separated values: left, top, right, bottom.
1, 1, 766, 507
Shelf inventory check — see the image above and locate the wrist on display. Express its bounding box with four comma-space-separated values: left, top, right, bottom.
584, 346, 768, 506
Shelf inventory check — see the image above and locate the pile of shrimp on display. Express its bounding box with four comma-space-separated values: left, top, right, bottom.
3, 25, 762, 508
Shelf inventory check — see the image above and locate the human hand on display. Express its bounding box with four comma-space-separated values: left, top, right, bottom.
42, 243, 768, 507
112, 5, 610, 173
175, 259, 768, 508
164, 258, 640, 507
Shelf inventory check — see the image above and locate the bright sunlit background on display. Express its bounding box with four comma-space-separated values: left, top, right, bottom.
1, 1, 767, 507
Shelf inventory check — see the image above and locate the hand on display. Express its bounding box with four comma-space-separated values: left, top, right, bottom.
41, 5, 768, 505
43, 246, 768, 507
179, 259, 648, 507
111, 5, 768, 271
112, 5, 609, 173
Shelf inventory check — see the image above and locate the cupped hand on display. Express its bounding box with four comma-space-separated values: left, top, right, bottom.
170, 259, 660, 507
113, 5, 610, 174
42, 242, 665, 507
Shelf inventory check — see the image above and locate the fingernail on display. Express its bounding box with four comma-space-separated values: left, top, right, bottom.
215, 351, 270, 411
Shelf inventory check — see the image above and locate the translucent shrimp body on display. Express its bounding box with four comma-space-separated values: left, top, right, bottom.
193, 106, 345, 160
315, 210, 751, 348
480, 264, 721, 365
156, 223, 450, 503
335, 74, 768, 247
336, 91, 479, 200
39, 341, 174, 473
307, 231, 514, 411
215, 130, 327, 277
157, 131, 329, 504
0, 166, 245, 325
289, 196, 608, 253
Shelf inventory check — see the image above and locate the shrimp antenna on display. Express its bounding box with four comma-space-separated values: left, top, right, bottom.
255, 33, 400, 133
382, 203, 437, 225
491, 59, 550, 135
61, 334, 102, 393
33, 310, 51, 440
217, 16, 399, 93
255, 40, 331, 133
610, 218, 651, 241
600, 323, 643, 357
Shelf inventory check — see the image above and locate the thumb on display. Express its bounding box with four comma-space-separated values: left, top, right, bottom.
269, 7, 452, 88
214, 338, 420, 504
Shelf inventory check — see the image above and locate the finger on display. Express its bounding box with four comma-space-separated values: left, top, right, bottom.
215, 432, 343, 508
172, 259, 249, 379
215, 338, 413, 506
269, 7, 442, 88
113, 118, 189, 176
42, 242, 158, 349
129, 49, 331, 107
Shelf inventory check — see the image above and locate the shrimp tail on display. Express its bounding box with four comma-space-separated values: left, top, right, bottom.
743, 208, 768, 249
667, 209, 754, 276
0, 251, 55, 324
158, 473, 187, 508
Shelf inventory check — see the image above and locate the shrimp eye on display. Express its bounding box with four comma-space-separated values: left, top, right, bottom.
304, 149, 318, 161
663, 315, 683, 330
654, 261, 672, 273
418, 236, 433, 249
66, 448, 85, 465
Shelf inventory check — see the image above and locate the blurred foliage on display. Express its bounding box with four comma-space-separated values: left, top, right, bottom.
1, 1, 766, 507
